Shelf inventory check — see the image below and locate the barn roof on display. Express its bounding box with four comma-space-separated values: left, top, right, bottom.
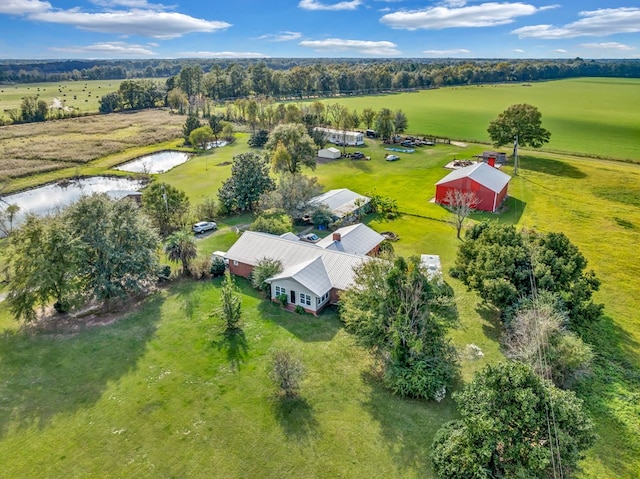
436, 162, 511, 193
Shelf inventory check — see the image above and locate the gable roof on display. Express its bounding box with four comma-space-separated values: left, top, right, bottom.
310, 188, 370, 218
266, 256, 332, 296
226, 231, 370, 291
436, 162, 511, 193
317, 223, 384, 255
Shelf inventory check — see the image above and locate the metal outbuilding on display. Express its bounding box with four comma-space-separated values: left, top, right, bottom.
435, 162, 511, 213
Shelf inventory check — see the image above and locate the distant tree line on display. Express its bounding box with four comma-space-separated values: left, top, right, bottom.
2, 58, 639, 91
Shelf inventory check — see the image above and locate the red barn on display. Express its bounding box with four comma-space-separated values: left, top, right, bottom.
435, 162, 511, 212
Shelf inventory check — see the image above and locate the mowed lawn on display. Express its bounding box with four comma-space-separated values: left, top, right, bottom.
1, 79, 640, 477
312, 77, 640, 162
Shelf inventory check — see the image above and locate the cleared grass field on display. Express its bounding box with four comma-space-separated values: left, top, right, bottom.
1, 79, 639, 477
312, 78, 640, 162
0, 79, 167, 121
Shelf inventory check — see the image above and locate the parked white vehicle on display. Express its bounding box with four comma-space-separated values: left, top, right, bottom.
192, 221, 217, 233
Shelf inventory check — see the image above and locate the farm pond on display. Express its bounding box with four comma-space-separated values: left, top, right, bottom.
0, 176, 145, 231
113, 151, 191, 174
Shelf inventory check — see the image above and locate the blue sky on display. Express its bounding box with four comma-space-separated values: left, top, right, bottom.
0, 0, 638, 59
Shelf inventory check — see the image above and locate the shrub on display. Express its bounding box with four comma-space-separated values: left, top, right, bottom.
248, 129, 269, 148
269, 349, 305, 398
209, 256, 226, 277
295, 305, 305, 314
251, 257, 283, 296
276, 293, 288, 307
195, 198, 218, 221
250, 209, 293, 236
157, 264, 171, 281
188, 257, 212, 280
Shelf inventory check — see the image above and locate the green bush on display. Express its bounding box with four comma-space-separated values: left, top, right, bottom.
295, 305, 305, 314
209, 255, 226, 277
188, 257, 212, 280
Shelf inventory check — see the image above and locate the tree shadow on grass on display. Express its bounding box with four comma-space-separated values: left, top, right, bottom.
0, 292, 163, 439
211, 328, 248, 372
271, 395, 319, 442
520, 155, 587, 179
477, 303, 503, 343
573, 314, 640, 478
257, 301, 341, 342
360, 370, 458, 476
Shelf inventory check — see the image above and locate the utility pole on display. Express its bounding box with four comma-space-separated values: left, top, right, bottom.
513, 134, 519, 176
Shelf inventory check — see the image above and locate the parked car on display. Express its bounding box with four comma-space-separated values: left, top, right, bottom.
192, 221, 217, 233
300, 233, 319, 243
386, 154, 400, 162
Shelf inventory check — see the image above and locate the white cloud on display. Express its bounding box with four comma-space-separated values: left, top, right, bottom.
553, 49, 567, 53
256, 31, 303, 42
580, 42, 635, 51
380, 2, 553, 30
298, 0, 362, 11
179, 51, 269, 59
511, 48, 525, 53
89, 0, 167, 9
422, 48, 470, 55
512, 7, 640, 39
29, 9, 231, 39
0, 0, 51, 15
50, 41, 155, 56
299, 38, 400, 55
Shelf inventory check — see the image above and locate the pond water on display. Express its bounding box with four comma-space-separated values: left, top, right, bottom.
114, 151, 191, 174
0, 176, 145, 230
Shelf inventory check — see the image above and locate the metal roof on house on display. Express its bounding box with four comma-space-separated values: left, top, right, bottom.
279, 232, 300, 241
310, 188, 370, 218
226, 231, 370, 291
266, 256, 333, 297
436, 162, 511, 193
317, 223, 384, 255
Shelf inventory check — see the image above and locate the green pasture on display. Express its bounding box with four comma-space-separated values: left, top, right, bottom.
312, 77, 640, 162
1, 83, 640, 477
0, 79, 127, 120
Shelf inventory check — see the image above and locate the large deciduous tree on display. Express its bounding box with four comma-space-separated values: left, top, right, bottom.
6, 215, 81, 321
451, 222, 602, 327
142, 182, 190, 237
487, 103, 551, 152
375, 107, 394, 140
217, 152, 275, 213
340, 256, 457, 400
7, 194, 161, 321
432, 361, 596, 479
64, 194, 160, 305
258, 173, 323, 220
264, 123, 317, 174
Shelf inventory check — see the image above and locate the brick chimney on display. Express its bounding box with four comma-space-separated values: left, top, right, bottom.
333, 232, 341, 242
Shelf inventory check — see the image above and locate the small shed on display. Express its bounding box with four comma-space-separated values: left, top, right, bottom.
480, 151, 507, 166
435, 162, 511, 213
318, 147, 341, 160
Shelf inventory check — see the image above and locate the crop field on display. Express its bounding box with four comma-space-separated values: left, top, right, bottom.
1, 79, 639, 477
312, 77, 640, 162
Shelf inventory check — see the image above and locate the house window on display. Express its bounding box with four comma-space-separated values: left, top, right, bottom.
275, 285, 286, 297
299, 293, 311, 306
317, 292, 329, 305
233, 260, 238, 266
